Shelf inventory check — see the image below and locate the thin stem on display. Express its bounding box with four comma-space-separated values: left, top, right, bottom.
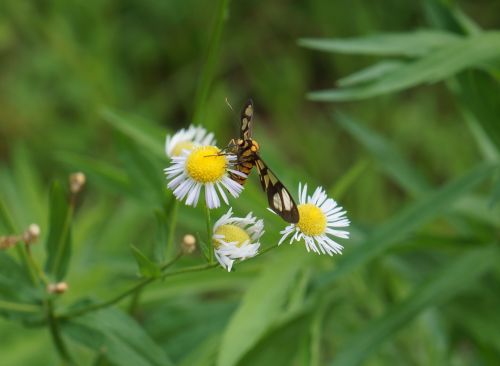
47, 299, 72, 364
0, 299, 40, 313
192, 0, 231, 123
165, 200, 179, 260
254, 243, 280, 258
205, 204, 214, 263
160, 262, 218, 280
128, 251, 183, 315
62, 252, 185, 320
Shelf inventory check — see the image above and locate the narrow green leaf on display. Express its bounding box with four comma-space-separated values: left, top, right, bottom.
55, 151, 132, 197
337, 61, 406, 87
332, 246, 499, 366
0, 251, 38, 303
308, 32, 500, 101
238, 312, 311, 366
217, 248, 305, 366
130, 245, 161, 278
100, 108, 165, 159
64, 308, 173, 366
315, 162, 497, 289
454, 70, 500, 152
178, 335, 220, 366
299, 30, 460, 57
0, 195, 16, 232
45, 181, 73, 281
334, 112, 431, 196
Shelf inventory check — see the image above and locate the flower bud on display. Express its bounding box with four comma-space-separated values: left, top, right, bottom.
69, 172, 86, 194
22, 223, 41, 244
47, 282, 69, 294
181, 234, 196, 254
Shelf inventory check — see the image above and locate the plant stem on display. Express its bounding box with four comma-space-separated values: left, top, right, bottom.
192, 0, 231, 123
205, 204, 214, 263
47, 299, 72, 365
165, 200, 179, 260
255, 243, 279, 258
61, 252, 190, 320
0, 300, 40, 313
128, 251, 183, 315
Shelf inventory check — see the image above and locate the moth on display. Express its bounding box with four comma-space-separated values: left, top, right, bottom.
227, 99, 299, 223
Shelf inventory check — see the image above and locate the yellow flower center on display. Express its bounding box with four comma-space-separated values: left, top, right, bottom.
186, 146, 226, 183
172, 141, 196, 157
297, 204, 326, 236
213, 224, 251, 248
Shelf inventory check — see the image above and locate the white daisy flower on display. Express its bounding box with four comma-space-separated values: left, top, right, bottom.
279, 183, 350, 255
164, 145, 245, 209
213, 208, 264, 271
165, 125, 216, 158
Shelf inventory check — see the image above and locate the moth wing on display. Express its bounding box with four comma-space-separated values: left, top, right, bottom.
240, 99, 254, 140
254, 157, 299, 223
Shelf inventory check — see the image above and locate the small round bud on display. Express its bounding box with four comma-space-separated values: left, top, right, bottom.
47, 282, 69, 294
22, 223, 41, 244
181, 234, 196, 254
69, 172, 86, 194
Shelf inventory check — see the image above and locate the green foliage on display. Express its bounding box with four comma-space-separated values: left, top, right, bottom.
0, 0, 499, 365
64, 308, 174, 366
45, 181, 73, 281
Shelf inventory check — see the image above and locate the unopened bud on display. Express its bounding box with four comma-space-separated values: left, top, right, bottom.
47, 282, 69, 294
22, 223, 41, 244
69, 172, 86, 194
181, 234, 196, 254
0, 235, 18, 250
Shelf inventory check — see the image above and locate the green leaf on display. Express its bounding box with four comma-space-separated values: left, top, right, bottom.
337, 61, 406, 87
64, 308, 173, 366
0, 251, 39, 306
238, 312, 311, 366
45, 181, 73, 281
315, 162, 497, 289
100, 108, 165, 159
0, 195, 16, 232
308, 32, 500, 101
334, 112, 431, 196
130, 245, 161, 278
0, 252, 41, 321
299, 30, 460, 57
55, 152, 133, 197
332, 246, 499, 366
217, 247, 305, 366
454, 70, 500, 152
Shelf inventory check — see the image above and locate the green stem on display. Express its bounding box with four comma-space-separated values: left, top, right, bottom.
0, 300, 40, 313
61, 252, 188, 320
165, 200, 179, 260
205, 204, 214, 263
47, 299, 72, 364
192, 0, 231, 123
60, 243, 279, 321
128, 251, 183, 315
254, 243, 280, 258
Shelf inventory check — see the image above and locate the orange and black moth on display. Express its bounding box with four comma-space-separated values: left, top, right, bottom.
227, 99, 300, 224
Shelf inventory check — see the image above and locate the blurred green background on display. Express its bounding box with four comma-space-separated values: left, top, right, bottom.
1, 0, 499, 365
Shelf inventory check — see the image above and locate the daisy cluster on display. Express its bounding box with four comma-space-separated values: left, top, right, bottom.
164, 125, 350, 271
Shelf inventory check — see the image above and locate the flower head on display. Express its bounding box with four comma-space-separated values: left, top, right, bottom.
213, 208, 264, 271
165, 145, 245, 208
165, 125, 216, 158
279, 183, 349, 255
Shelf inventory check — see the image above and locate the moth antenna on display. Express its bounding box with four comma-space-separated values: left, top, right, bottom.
225, 97, 234, 112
